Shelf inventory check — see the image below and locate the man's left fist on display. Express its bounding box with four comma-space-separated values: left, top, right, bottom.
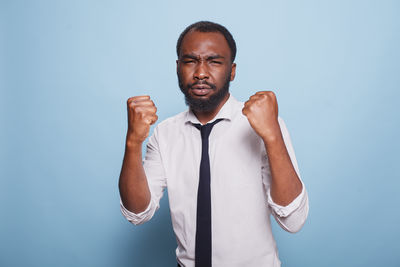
242, 91, 281, 141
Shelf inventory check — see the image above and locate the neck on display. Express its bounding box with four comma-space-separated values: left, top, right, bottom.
192, 93, 230, 124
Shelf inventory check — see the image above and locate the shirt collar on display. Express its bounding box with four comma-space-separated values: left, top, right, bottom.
184, 94, 238, 125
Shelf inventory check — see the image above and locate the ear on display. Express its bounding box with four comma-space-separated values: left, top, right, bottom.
176, 59, 179, 73
230, 63, 237, 81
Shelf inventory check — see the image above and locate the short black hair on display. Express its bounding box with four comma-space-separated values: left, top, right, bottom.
176, 21, 237, 62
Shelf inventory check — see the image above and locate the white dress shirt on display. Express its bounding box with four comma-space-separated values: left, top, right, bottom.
121, 95, 309, 267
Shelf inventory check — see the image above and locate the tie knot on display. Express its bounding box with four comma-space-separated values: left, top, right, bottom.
193, 119, 223, 140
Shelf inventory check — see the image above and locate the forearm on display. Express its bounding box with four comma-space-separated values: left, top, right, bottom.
264, 127, 302, 206
118, 138, 151, 214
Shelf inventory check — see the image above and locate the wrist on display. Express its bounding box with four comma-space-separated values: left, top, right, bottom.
261, 127, 282, 145
260, 120, 281, 142
125, 135, 143, 151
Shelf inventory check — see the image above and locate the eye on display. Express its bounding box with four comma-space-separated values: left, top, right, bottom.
182, 60, 195, 64
210, 60, 222, 65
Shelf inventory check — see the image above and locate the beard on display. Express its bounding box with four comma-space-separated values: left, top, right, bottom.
178, 72, 231, 112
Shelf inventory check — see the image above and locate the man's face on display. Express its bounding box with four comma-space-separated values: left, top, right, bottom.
177, 30, 236, 112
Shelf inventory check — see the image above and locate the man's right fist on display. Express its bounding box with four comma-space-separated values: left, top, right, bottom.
126, 95, 158, 145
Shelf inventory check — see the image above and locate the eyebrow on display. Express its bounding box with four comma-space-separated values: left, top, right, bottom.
180, 54, 225, 60
207, 55, 225, 60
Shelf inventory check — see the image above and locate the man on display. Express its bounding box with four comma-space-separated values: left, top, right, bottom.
119, 21, 309, 267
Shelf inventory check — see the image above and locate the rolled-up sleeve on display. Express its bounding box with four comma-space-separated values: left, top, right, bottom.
120, 198, 158, 225
120, 125, 167, 225
268, 182, 309, 233
263, 117, 309, 233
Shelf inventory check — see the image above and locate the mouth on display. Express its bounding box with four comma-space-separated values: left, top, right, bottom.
190, 83, 214, 96
190, 87, 212, 96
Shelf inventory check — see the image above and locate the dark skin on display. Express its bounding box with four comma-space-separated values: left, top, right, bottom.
119, 30, 302, 214
176, 31, 236, 124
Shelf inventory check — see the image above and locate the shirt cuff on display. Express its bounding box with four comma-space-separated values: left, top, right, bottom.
267, 181, 306, 217
120, 199, 155, 225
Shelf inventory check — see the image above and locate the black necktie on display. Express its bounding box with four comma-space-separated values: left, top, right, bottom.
193, 119, 223, 267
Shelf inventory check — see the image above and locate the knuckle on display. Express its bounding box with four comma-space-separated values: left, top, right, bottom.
128, 103, 136, 111
259, 94, 267, 100
133, 106, 142, 114
139, 112, 146, 120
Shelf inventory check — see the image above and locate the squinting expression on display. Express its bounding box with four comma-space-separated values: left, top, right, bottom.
177, 30, 236, 112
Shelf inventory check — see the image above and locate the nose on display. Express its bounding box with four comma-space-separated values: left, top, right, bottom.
193, 61, 209, 80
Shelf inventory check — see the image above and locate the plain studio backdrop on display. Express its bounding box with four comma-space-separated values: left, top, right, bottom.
1, 0, 399, 266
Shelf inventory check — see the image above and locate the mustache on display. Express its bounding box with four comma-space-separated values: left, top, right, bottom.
188, 80, 216, 90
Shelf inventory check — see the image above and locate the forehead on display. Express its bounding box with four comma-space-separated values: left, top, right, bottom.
180, 30, 231, 58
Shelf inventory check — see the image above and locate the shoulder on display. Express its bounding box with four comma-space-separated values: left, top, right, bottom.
152, 110, 188, 138
230, 95, 245, 110
157, 110, 187, 128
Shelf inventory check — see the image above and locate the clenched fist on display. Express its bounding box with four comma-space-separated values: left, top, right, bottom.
242, 91, 281, 142
126, 95, 158, 145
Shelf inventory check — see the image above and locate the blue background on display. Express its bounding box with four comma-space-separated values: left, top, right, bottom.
1, 0, 399, 266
